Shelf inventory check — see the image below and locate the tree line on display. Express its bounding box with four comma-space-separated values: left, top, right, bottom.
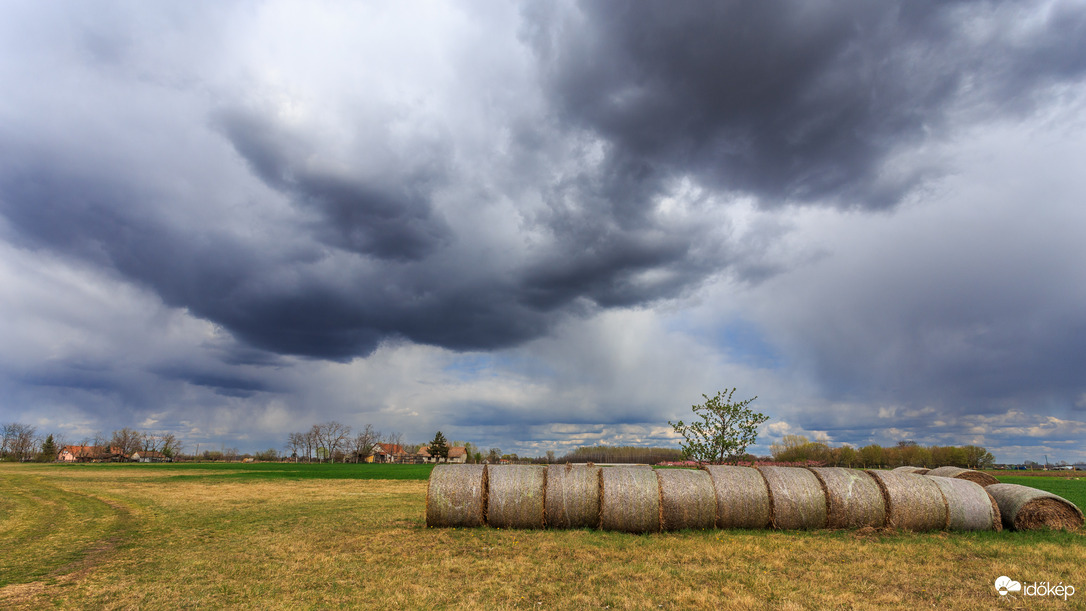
283, 422, 404, 463
1, 423, 182, 462
769, 436, 996, 469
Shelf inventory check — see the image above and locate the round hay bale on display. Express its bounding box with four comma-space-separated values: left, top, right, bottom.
544, 464, 601, 529
657, 469, 715, 531
487, 465, 546, 529
757, 466, 827, 530
986, 483, 1084, 531
926, 476, 1001, 531
925, 466, 999, 487
866, 470, 948, 531
600, 467, 660, 533
892, 466, 930, 475
426, 464, 487, 528
808, 467, 885, 529
701, 465, 770, 529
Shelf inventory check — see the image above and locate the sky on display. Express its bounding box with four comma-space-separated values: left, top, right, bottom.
2, 0, 1085, 463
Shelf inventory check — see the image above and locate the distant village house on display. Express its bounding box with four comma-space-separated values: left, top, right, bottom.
130, 450, 171, 463
417, 445, 468, 464
370, 443, 407, 463
57, 445, 169, 463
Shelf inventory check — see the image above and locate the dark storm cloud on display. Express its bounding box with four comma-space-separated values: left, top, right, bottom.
152, 366, 274, 398
2, 0, 1085, 447
524, 0, 1086, 208
213, 109, 451, 262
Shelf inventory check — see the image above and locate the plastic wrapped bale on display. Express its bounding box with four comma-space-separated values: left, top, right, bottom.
426, 464, 487, 528
925, 466, 998, 487
757, 466, 827, 530
986, 483, 1084, 531
487, 465, 546, 529
701, 465, 771, 529
657, 468, 715, 531
866, 470, 948, 531
600, 467, 660, 533
926, 476, 1001, 531
808, 467, 886, 529
544, 464, 600, 529
891, 466, 930, 475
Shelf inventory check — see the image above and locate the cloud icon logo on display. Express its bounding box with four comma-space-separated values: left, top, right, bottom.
995, 576, 1022, 596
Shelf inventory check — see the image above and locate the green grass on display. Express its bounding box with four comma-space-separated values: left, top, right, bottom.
0, 472, 135, 588
35, 461, 435, 482
996, 474, 1086, 513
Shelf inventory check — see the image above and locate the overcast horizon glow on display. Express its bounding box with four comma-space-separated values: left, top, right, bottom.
2, 1, 1085, 463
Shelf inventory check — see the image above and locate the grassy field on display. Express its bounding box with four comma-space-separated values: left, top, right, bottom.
1, 464, 1083, 610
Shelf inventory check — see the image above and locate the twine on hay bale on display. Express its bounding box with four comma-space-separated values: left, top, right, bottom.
926, 476, 1001, 531
986, 483, 1084, 531
808, 467, 886, 529
657, 468, 716, 531
892, 466, 930, 475
544, 464, 601, 529
866, 470, 948, 531
487, 465, 546, 529
600, 467, 661, 533
426, 464, 487, 528
757, 466, 827, 530
925, 466, 999, 487
701, 465, 771, 529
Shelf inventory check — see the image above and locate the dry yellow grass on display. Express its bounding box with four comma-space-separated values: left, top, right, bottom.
2, 464, 1084, 610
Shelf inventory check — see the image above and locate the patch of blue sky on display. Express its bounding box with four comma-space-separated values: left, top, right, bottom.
714, 319, 784, 370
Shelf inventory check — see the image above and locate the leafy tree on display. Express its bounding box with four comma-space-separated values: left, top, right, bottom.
859, 444, 884, 468
834, 445, 858, 468
38, 434, 58, 462
669, 388, 768, 464
428, 431, 450, 463
962, 445, 995, 469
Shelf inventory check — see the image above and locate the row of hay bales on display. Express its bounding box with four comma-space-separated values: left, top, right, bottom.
426, 464, 1082, 532
893, 465, 1086, 531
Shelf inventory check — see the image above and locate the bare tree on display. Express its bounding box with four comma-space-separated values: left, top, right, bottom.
3, 423, 38, 461
159, 434, 181, 459
384, 431, 403, 448
0, 423, 14, 458
286, 432, 304, 462
142, 433, 162, 452
303, 428, 317, 462
315, 421, 351, 463
351, 424, 380, 463
308, 424, 326, 462
109, 428, 144, 458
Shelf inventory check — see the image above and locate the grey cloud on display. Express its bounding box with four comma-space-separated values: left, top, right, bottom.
3, 1, 1085, 460
524, 0, 1086, 208
213, 109, 451, 262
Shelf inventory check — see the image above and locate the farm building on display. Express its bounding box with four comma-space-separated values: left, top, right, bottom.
58, 445, 106, 462
417, 445, 468, 464
57, 445, 129, 462
371, 443, 408, 463
130, 450, 171, 463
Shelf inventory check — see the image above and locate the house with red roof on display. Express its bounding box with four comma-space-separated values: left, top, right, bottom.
371, 443, 407, 463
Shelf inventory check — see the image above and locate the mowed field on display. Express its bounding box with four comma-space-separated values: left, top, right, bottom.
1, 464, 1083, 610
